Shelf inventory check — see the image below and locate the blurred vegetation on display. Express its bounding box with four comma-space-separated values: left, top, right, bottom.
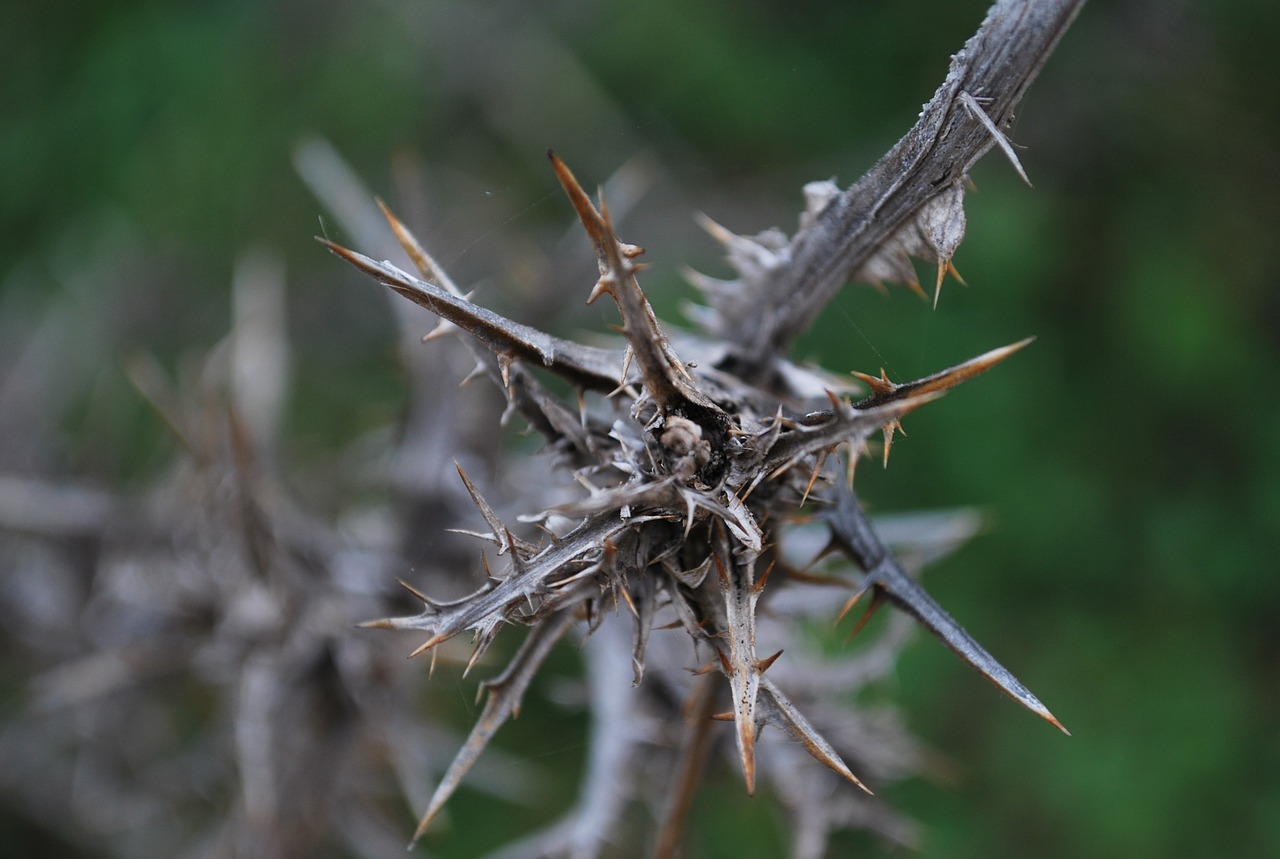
3, 0, 1278, 856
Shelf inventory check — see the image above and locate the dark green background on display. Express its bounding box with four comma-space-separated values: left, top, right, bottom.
4, 0, 1278, 856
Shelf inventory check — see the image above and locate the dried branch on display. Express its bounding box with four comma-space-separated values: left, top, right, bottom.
694, 0, 1085, 382
826, 482, 1068, 734
410, 610, 576, 845
319, 241, 626, 393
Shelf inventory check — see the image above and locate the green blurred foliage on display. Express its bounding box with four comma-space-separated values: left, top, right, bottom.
4, 0, 1279, 856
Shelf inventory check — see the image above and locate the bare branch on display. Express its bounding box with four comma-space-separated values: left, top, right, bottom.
410, 611, 575, 846
825, 483, 1068, 735
320, 240, 626, 392
704, 0, 1085, 379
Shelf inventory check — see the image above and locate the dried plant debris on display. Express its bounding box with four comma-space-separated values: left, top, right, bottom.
324, 1, 1084, 847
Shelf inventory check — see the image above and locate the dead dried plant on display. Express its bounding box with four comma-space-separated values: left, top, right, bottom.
320, 0, 1084, 854
0, 2, 1084, 857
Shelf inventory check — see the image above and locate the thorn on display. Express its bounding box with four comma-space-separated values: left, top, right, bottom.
548, 150, 608, 260
454, 462, 512, 555
588, 277, 612, 305
618, 345, 634, 387
901, 337, 1034, 400
693, 211, 737, 247
711, 552, 730, 589
835, 584, 868, 625
459, 361, 486, 387
464, 641, 488, 677
715, 645, 733, 678
960, 91, 1032, 188
801, 448, 828, 505
756, 650, 783, 674
682, 493, 697, 540
408, 632, 447, 659
376, 197, 456, 293
422, 319, 454, 343
845, 443, 861, 489
844, 590, 885, 641
398, 578, 431, 604
710, 711, 735, 722
933, 259, 967, 309
752, 560, 776, 596
316, 236, 362, 266
619, 584, 640, 619
850, 368, 895, 397
881, 420, 901, 468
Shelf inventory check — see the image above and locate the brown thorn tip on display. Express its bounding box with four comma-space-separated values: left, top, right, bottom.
711, 552, 730, 587
408, 634, 446, 659
619, 585, 639, 619
835, 586, 868, 624
801, 451, 827, 505
845, 591, 883, 641
752, 560, 776, 595
374, 196, 396, 223
756, 650, 783, 673
715, 646, 733, 677
398, 578, 430, 603
316, 236, 348, 254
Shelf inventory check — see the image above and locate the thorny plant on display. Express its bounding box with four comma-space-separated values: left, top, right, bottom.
321, 0, 1084, 853
0, 1, 1085, 857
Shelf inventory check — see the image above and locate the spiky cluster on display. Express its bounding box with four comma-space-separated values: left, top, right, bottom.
0, 2, 1084, 856
328, 134, 1067, 849
317, 0, 1080, 850
318, 3, 1089, 849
